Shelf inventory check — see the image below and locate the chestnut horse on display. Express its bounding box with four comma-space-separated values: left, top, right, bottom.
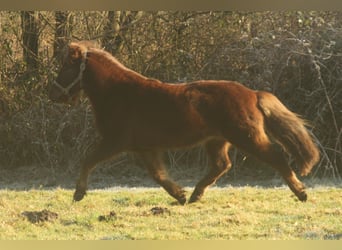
49, 41, 319, 205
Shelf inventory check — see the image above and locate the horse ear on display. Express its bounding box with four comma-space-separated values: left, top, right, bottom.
68, 44, 82, 62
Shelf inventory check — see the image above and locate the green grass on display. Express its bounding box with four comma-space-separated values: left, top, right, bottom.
0, 186, 341, 240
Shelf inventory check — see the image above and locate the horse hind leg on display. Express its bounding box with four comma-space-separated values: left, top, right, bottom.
138, 151, 187, 205
189, 139, 232, 203
235, 130, 308, 202
260, 148, 307, 201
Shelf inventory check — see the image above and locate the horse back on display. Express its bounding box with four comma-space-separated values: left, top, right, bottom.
91, 79, 259, 150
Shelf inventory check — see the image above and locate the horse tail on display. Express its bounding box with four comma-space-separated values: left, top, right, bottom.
257, 91, 320, 176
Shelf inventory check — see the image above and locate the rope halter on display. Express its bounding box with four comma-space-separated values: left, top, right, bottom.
53, 50, 88, 96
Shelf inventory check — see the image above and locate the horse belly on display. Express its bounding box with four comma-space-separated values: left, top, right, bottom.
129, 110, 213, 150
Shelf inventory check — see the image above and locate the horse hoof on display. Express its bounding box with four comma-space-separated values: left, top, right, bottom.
178, 196, 187, 205
298, 191, 307, 202
175, 190, 187, 205
73, 190, 86, 202
188, 193, 201, 204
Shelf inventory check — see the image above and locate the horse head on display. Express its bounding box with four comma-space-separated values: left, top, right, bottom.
49, 42, 88, 103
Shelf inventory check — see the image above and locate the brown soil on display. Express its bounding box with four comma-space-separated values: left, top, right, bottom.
21, 209, 58, 223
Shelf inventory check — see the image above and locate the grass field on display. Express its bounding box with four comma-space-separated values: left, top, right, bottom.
0, 186, 341, 240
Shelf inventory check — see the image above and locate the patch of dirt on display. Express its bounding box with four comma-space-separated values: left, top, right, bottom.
98, 211, 117, 222
21, 209, 58, 223
150, 207, 170, 215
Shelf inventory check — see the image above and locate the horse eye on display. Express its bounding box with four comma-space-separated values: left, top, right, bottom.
68, 58, 76, 64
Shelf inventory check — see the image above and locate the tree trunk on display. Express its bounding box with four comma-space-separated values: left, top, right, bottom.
54, 11, 71, 62
102, 11, 122, 55
102, 11, 144, 55
21, 11, 39, 75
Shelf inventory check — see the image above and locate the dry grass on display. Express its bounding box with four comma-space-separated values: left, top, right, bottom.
0, 186, 341, 240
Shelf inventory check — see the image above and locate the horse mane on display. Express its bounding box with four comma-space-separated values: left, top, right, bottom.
69, 41, 158, 84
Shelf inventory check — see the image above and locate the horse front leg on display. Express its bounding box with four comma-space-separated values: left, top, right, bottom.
73, 141, 120, 202
137, 151, 187, 205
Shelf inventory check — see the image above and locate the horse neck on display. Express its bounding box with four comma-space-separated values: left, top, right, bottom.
86, 51, 148, 85
82, 52, 151, 108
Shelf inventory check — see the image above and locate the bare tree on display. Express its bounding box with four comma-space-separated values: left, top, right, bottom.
102, 11, 143, 55
54, 11, 72, 62
21, 11, 39, 76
